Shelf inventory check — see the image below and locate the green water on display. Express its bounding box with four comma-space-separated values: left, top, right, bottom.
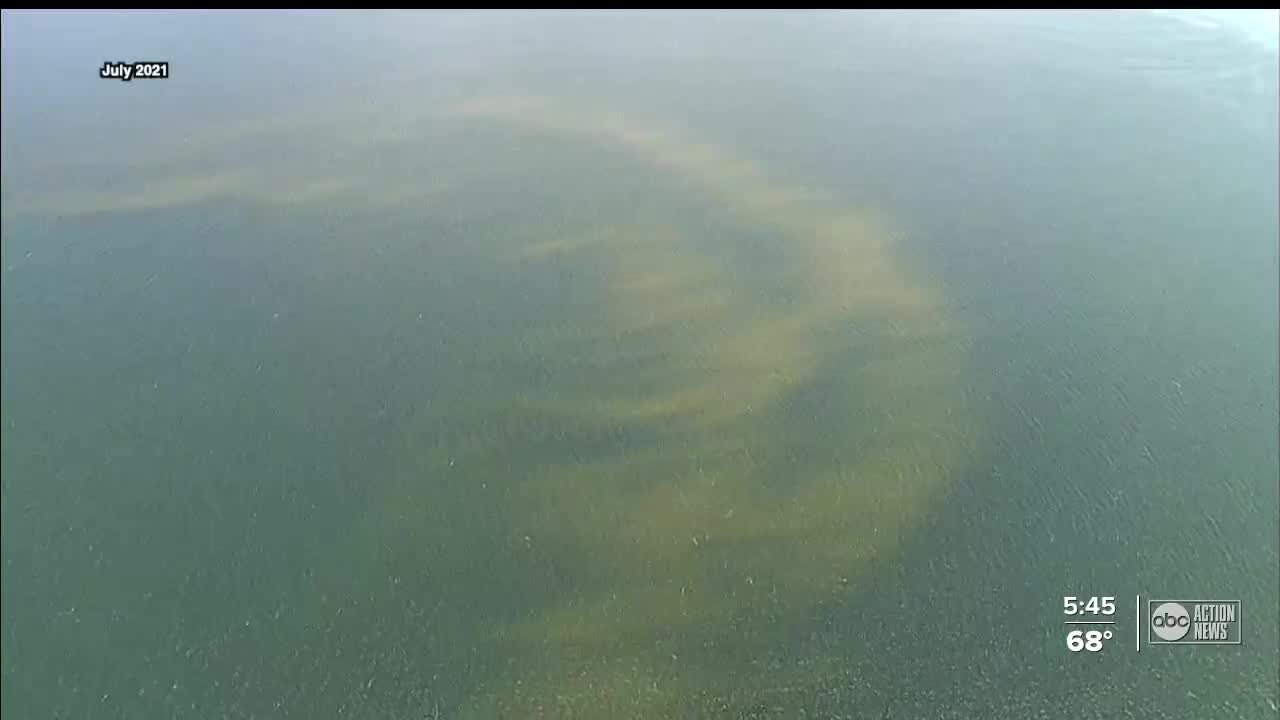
2, 11, 1277, 719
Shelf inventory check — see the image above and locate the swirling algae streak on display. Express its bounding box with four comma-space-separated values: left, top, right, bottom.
332, 96, 980, 716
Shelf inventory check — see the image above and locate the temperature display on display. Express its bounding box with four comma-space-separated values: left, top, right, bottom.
1067, 628, 1114, 652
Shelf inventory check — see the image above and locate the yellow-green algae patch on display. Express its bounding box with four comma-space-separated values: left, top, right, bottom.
284, 95, 985, 716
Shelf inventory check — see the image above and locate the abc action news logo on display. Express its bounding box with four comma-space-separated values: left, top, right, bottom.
1149, 600, 1242, 645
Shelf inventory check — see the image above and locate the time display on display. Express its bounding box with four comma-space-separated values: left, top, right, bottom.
1063, 596, 1116, 616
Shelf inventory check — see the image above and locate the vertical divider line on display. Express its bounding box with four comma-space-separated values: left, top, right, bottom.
1135, 595, 1141, 652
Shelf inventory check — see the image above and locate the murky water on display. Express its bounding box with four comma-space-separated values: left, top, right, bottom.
2, 11, 1277, 719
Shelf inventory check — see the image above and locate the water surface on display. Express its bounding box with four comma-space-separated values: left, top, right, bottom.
2, 10, 1277, 718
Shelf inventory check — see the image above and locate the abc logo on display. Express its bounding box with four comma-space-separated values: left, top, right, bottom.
1151, 602, 1190, 641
